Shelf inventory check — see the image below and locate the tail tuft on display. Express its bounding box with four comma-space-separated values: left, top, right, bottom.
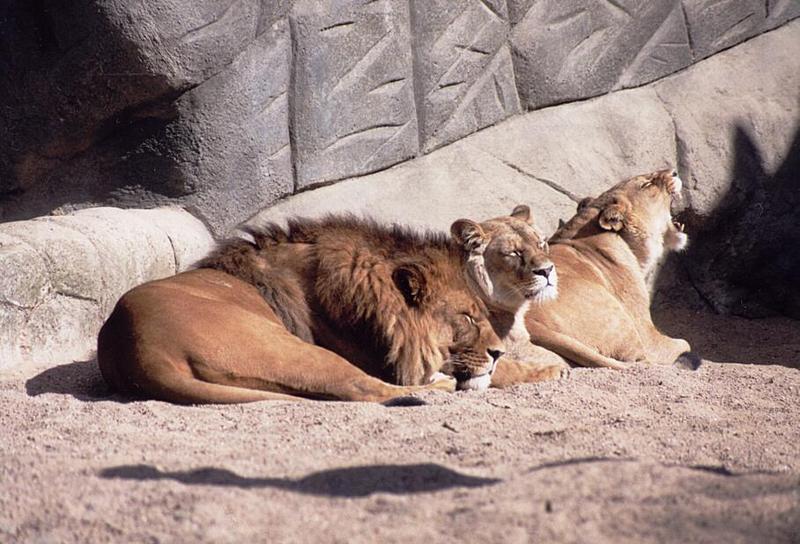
673, 351, 702, 371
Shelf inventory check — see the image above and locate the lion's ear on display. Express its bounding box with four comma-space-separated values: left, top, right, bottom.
393, 263, 429, 307
510, 204, 533, 224
450, 219, 488, 253
599, 199, 628, 232
577, 197, 593, 212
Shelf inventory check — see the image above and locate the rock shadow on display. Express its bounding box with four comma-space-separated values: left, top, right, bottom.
99, 463, 500, 497
654, 122, 800, 367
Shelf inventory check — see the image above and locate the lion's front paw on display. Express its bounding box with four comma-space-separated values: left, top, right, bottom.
544, 362, 570, 381
427, 373, 457, 392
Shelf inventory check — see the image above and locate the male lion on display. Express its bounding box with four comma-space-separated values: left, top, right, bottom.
522, 169, 697, 369
98, 216, 510, 404
450, 205, 572, 386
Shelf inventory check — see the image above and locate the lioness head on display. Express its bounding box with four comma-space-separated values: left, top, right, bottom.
392, 262, 505, 392
451, 205, 558, 313
552, 169, 687, 276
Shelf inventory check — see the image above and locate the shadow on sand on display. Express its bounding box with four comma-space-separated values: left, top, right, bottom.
99, 463, 500, 497
25, 358, 117, 402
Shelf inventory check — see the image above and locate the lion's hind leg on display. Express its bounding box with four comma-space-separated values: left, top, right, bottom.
140, 368, 307, 404
186, 315, 455, 403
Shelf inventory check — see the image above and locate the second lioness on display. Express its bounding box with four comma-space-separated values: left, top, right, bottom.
525, 168, 697, 369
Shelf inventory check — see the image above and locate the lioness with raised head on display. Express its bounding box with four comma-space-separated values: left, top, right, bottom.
98, 216, 512, 404
522, 168, 697, 369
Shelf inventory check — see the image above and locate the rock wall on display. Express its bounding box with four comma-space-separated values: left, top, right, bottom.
1, 8, 798, 371
2, 1, 797, 234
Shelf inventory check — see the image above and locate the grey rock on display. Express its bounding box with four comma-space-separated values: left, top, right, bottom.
682, 0, 766, 60
765, 0, 800, 30
127, 208, 215, 271
615, 3, 692, 90
0, 1, 291, 235
0, 206, 214, 370
0, 305, 27, 371
470, 87, 678, 203
412, 0, 520, 152
290, 0, 419, 188
654, 21, 800, 218
0, 220, 109, 307
20, 293, 101, 368
170, 20, 294, 233
506, 0, 535, 25
653, 21, 800, 317
0, 234, 50, 309
250, 135, 576, 237
511, 0, 690, 109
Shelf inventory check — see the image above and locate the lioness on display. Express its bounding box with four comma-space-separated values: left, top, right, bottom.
98, 216, 509, 403
522, 168, 696, 369
450, 205, 571, 386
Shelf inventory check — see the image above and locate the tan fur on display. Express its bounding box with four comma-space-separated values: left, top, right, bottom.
97, 216, 507, 404
524, 169, 693, 369
452, 206, 571, 387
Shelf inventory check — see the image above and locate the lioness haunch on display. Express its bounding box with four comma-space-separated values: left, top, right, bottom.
525, 168, 700, 370
98, 215, 561, 404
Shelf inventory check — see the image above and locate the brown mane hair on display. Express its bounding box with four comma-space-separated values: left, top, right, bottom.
199, 215, 472, 385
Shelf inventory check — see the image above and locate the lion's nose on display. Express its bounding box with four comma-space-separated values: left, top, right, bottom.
487, 348, 505, 362
533, 265, 553, 278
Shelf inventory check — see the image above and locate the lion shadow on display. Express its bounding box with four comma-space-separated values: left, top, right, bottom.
25, 358, 119, 402
99, 463, 500, 497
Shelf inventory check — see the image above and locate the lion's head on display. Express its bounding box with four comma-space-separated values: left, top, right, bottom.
390, 260, 505, 392
451, 205, 558, 315
552, 169, 687, 277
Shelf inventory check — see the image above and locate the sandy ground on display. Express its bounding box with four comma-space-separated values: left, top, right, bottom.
1, 307, 799, 544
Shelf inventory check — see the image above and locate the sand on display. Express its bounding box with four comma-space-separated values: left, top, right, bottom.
2, 306, 799, 543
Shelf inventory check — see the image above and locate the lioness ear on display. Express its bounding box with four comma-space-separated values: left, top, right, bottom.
557, 218, 566, 229
577, 197, 593, 212
599, 199, 628, 232
510, 204, 533, 224
393, 263, 429, 307
450, 219, 488, 253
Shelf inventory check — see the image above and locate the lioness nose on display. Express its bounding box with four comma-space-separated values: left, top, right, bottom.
533, 265, 553, 278
487, 348, 504, 362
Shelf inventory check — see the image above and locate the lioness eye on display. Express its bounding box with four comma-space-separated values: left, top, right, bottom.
641, 181, 653, 189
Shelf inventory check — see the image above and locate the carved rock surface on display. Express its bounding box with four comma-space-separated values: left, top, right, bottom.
290, 0, 418, 188
682, 0, 766, 60
510, 0, 691, 109
412, 0, 520, 152
0, 1, 291, 234
0, 1, 797, 236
